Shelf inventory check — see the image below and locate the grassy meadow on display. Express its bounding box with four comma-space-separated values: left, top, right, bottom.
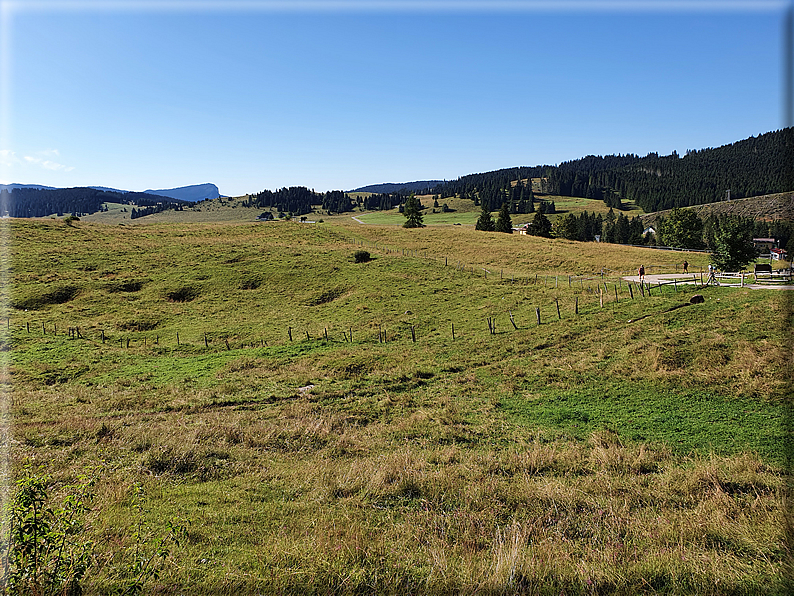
1, 217, 791, 594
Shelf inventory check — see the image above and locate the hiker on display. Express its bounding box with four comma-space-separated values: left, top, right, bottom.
682, 260, 688, 273
638, 265, 645, 283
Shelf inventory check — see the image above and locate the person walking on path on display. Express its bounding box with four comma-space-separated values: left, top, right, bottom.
682, 260, 688, 273
638, 265, 645, 283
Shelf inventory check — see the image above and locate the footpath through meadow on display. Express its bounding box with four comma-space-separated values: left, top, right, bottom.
624, 272, 794, 290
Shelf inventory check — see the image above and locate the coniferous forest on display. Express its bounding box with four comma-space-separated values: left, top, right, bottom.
436, 128, 793, 213
0, 187, 189, 218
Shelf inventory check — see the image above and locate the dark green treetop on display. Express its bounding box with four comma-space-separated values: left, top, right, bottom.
402, 194, 425, 228
475, 200, 495, 231
495, 202, 513, 233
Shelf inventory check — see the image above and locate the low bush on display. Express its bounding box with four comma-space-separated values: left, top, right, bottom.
353, 250, 370, 263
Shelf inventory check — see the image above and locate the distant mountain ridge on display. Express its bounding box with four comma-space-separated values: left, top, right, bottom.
0, 186, 189, 218
144, 183, 220, 202
2, 182, 220, 202
0, 183, 57, 192
351, 180, 444, 194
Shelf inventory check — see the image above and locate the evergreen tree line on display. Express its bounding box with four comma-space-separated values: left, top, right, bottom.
656, 208, 794, 254
361, 192, 405, 212
0, 187, 189, 218
432, 128, 793, 213
248, 186, 354, 216
130, 203, 186, 219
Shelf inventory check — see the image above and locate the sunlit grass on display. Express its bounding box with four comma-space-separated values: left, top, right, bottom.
4, 217, 790, 594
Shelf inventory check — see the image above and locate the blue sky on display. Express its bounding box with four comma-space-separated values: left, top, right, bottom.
0, 1, 788, 196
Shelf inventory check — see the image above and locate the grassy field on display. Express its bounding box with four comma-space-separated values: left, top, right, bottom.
2, 218, 791, 594
76, 192, 635, 229
338, 194, 638, 228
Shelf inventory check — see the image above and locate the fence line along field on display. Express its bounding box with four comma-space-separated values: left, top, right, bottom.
2, 218, 790, 594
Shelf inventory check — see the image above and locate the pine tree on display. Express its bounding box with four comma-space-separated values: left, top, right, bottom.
402, 194, 425, 228
528, 211, 552, 238
475, 200, 495, 231
495, 202, 513, 233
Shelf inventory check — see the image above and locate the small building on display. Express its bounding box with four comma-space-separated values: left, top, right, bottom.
771, 247, 788, 261
753, 238, 776, 251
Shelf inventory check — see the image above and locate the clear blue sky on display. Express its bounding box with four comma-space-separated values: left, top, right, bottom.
0, 1, 788, 196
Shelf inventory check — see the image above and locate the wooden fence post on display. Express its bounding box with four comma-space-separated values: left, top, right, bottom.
629, 284, 634, 299
451, 322, 455, 340
204, 333, 208, 347
614, 285, 618, 303
535, 308, 541, 325
288, 327, 292, 341
177, 332, 180, 345
509, 311, 518, 329
27, 322, 30, 333
575, 296, 579, 315
411, 325, 416, 342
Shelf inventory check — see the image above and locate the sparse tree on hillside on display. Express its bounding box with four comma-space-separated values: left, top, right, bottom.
495, 202, 513, 233
475, 200, 495, 231
554, 213, 578, 240
528, 211, 552, 238
402, 194, 425, 228
710, 215, 756, 271
658, 208, 703, 249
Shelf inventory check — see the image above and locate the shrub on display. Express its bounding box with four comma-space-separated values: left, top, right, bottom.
1, 464, 94, 595
353, 250, 371, 263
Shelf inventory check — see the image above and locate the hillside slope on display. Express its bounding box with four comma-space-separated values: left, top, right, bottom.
640, 191, 794, 228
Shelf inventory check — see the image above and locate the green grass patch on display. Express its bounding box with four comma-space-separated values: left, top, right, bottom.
502, 383, 786, 465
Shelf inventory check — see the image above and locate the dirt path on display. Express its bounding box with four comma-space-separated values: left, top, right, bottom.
623, 273, 794, 290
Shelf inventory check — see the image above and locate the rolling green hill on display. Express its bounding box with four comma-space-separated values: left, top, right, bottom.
4, 218, 789, 594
